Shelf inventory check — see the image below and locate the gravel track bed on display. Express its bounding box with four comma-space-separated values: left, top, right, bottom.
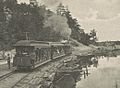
0, 72, 29, 88
13, 55, 73, 88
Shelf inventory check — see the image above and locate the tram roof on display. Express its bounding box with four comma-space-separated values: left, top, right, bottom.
75, 54, 94, 57
14, 40, 50, 47
14, 40, 68, 47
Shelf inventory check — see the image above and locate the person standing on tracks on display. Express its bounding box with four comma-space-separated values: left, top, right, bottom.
7, 54, 11, 69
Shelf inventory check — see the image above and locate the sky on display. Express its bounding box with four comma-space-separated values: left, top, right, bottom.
18, 0, 120, 41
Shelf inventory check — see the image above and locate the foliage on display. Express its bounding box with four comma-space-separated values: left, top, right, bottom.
0, 1, 46, 50
44, 14, 71, 41
0, 1, 98, 50
56, 3, 97, 45
89, 29, 97, 44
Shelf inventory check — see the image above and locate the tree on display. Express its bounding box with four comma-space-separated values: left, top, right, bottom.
7, 3, 44, 41
0, 0, 6, 23
0, 0, 11, 50
56, 3, 99, 45
80, 33, 91, 45
89, 29, 97, 44
4, 0, 17, 11
44, 15, 71, 41
56, 3, 66, 16
0, 1, 46, 50
56, 3, 89, 44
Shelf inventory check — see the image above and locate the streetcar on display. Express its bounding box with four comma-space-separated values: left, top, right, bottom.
13, 40, 72, 70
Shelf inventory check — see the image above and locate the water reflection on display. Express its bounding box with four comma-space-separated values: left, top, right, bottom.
76, 55, 120, 88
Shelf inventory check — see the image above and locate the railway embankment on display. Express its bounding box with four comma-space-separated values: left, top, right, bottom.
1, 39, 120, 88
2, 40, 118, 88
1, 43, 119, 88
12, 44, 97, 88
13, 55, 76, 88
0, 42, 98, 88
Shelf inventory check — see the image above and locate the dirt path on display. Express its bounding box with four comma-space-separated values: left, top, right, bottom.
76, 56, 120, 88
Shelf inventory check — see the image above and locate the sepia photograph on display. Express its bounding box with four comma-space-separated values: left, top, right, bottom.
0, 0, 120, 88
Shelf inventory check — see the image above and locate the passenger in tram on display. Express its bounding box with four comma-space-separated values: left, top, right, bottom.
21, 48, 29, 56
59, 47, 62, 53
57, 49, 60, 54
30, 52, 36, 68
42, 50, 46, 60
35, 48, 39, 60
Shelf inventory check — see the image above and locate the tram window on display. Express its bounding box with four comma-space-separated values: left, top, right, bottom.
21, 47, 30, 55
35, 48, 39, 61
59, 47, 62, 53
38, 49, 41, 61
19, 47, 29, 55
39, 49, 42, 61
16, 50, 22, 55
37, 48, 41, 61
43, 49, 46, 60
42, 48, 48, 60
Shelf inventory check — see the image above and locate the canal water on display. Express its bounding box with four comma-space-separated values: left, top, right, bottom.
76, 55, 120, 88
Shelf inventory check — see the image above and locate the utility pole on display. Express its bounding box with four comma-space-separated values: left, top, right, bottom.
24, 32, 29, 40
115, 80, 118, 88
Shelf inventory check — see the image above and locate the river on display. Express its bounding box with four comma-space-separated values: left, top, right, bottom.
76, 56, 120, 88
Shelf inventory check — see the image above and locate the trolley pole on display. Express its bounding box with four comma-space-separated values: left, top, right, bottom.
24, 32, 29, 40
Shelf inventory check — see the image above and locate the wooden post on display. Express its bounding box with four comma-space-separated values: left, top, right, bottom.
84, 71, 86, 79
86, 65, 89, 76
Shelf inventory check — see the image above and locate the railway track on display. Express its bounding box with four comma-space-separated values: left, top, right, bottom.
0, 71, 15, 81
12, 55, 73, 88
0, 55, 72, 88
0, 71, 30, 88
